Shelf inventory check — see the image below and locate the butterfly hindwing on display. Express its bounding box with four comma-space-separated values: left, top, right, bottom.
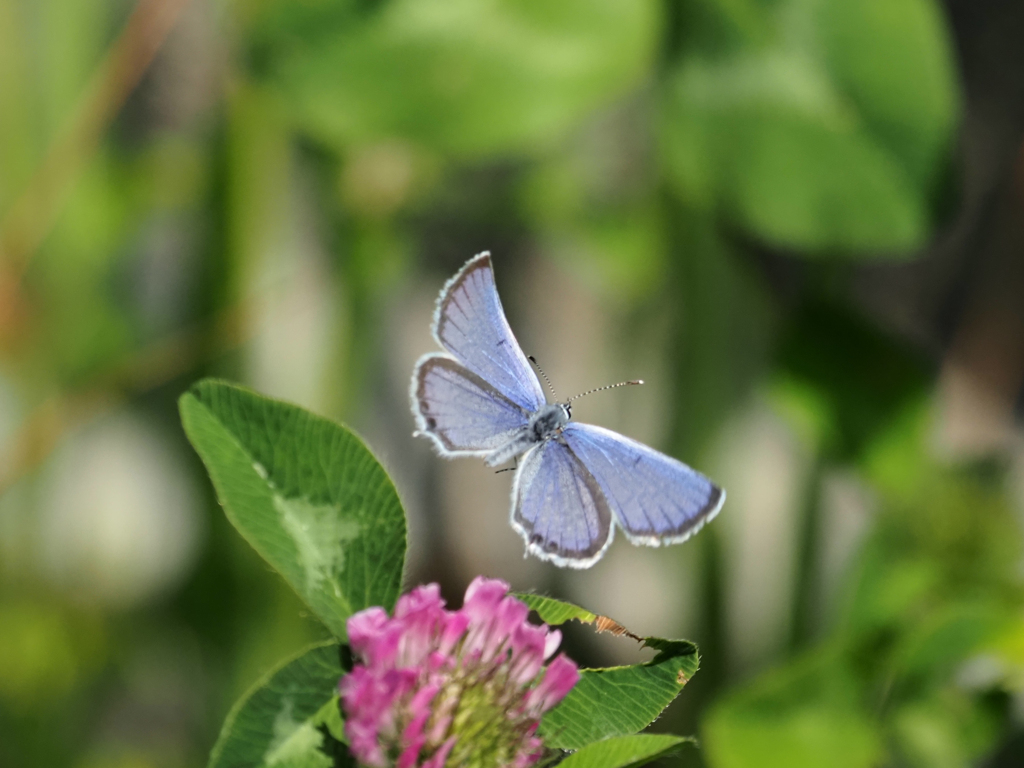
432, 252, 546, 413
511, 438, 614, 568
412, 354, 530, 456
562, 423, 724, 545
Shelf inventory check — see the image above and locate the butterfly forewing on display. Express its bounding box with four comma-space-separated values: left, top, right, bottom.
511, 438, 614, 568
562, 423, 724, 545
432, 253, 546, 413
413, 354, 530, 455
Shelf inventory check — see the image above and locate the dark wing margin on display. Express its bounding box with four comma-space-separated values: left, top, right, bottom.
432, 252, 546, 413
562, 423, 724, 545
411, 354, 530, 457
510, 438, 614, 568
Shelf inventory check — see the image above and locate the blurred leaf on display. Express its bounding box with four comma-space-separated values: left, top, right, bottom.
776, 301, 931, 460
529, 594, 699, 750
37, 0, 113, 131
862, 462, 1004, 604
767, 374, 835, 451
29, 151, 138, 382
517, 121, 667, 303
0, 599, 106, 712
208, 642, 345, 768
859, 400, 933, 502
703, 651, 882, 768
670, 207, 774, 456
845, 551, 940, 636
844, 454, 1022, 689
545, 208, 667, 305
0, 0, 38, 206
663, 0, 958, 252
261, 0, 659, 157
782, 422, 1023, 768
891, 601, 1012, 683
557, 734, 691, 768
179, 380, 407, 640
819, 0, 956, 189
891, 692, 1000, 768
990, 617, 1024, 668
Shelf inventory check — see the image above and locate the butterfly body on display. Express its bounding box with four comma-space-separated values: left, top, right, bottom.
482, 402, 571, 467
411, 252, 724, 568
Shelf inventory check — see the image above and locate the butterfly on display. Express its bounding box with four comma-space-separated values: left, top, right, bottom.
410, 252, 725, 568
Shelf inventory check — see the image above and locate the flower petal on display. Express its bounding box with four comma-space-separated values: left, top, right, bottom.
395, 583, 444, 618
438, 611, 469, 656
543, 628, 562, 660
527, 654, 580, 714
508, 623, 547, 684
347, 607, 390, 659
421, 735, 458, 768
462, 577, 509, 618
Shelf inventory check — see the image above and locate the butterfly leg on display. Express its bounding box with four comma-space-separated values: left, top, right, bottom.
494, 459, 519, 474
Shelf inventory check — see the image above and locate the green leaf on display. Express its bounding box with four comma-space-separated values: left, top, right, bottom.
662, 0, 958, 253
518, 592, 641, 641
208, 642, 345, 768
542, 638, 699, 750
818, 0, 957, 189
557, 734, 691, 768
179, 379, 407, 640
519, 593, 597, 626
260, 0, 659, 157
528, 595, 699, 750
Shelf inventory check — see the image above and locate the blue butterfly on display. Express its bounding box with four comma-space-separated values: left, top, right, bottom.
411, 252, 725, 568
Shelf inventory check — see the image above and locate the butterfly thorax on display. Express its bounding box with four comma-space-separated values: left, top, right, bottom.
530, 403, 570, 441
484, 403, 570, 467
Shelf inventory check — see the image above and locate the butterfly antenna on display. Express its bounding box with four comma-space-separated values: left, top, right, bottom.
528, 356, 559, 401
566, 379, 644, 403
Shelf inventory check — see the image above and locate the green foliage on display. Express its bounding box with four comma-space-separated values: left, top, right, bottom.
257, 0, 659, 157
179, 380, 407, 640
703, 406, 1024, 768
704, 650, 882, 768
663, 0, 958, 252
558, 734, 692, 768
208, 642, 344, 768
773, 301, 932, 459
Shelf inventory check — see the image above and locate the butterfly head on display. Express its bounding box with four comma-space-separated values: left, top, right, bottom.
529, 403, 571, 442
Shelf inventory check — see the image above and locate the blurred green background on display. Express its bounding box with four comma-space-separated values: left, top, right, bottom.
3, 0, 1024, 766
